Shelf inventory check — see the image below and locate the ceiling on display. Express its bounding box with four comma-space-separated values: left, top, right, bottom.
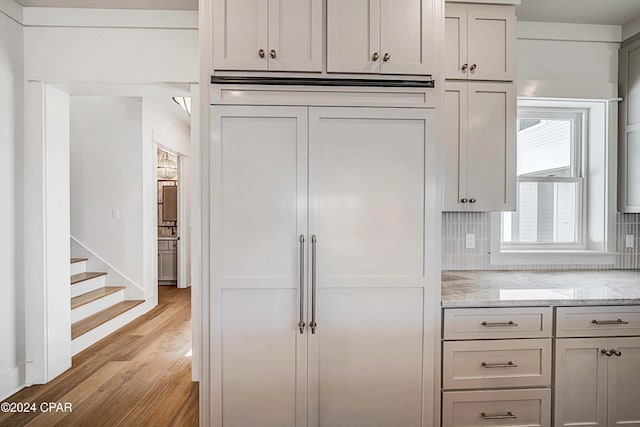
518, 0, 640, 26
15, 0, 197, 10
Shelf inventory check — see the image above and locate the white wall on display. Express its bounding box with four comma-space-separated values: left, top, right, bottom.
0, 6, 24, 400
70, 97, 145, 292
517, 22, 620, 99
23, 8, 198, 83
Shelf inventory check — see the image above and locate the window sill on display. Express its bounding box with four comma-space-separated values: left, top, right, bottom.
490, 250, 617, 266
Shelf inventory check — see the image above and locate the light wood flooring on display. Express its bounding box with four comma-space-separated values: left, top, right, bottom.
0, 286, 198, 427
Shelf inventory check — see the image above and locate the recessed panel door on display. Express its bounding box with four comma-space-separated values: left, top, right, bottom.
211, 106, 308, 427
307, 107, 427, 427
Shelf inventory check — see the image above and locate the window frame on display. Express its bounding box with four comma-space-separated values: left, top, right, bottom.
500, 108, 588, 251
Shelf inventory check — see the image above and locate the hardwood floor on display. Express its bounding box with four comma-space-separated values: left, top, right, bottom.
0, 286, 198, 427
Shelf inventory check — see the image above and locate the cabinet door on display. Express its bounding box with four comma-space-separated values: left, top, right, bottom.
607, 337, 640, 426
619, 42, 640, 212
555, 338, 608, 427
210, 106, 308, 427
327, 0, 381, 74
268, 0, 322, 72
466, 82, 516, 211
444, 4, 468, 79
158, 251, 177, 281
380, 0, 433, 75
467, 4, 515, 81
307, 108, 428, 427
213, 0, 269, 71
443, 82, 467, 211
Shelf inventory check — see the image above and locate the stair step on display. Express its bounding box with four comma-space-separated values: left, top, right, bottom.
70, 257, 88, 264
71, 271, 107, 285
72, 300, 145, 340
71, 286, 126, 310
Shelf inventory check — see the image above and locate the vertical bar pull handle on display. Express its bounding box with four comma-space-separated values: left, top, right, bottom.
298, 235, 305, 334
310, 235, 317, 334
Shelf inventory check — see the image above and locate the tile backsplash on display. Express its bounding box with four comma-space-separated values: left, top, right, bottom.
442, 212, 640, 270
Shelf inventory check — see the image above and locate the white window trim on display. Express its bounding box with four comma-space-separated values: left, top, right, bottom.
490, 213, 617, 265
489, 98, 619, 267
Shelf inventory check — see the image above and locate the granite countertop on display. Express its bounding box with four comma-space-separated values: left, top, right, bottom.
442, 270, 640, 307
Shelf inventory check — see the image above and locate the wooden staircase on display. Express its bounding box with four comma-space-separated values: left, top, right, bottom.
70, 258, 144, 355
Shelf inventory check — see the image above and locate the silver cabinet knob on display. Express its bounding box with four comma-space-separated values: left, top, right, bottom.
470, 64, 477, 71
270, 49, 277, 59
258, 49, 265, 58
372, 52, 380, 61
383, 53, 391, 62
461, 63, 468, 71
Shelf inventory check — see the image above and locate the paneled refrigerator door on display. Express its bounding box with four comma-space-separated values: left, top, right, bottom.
307, 107, 428, 427
210, 106, 309, 427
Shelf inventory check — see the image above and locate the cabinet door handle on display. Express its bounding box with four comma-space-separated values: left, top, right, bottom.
270, 49, 277, 59
613, 349, 622, 356
481, 361, 518, 368
298, 235, 305, 334
258, 49, 265, 58
383, 53, 391, 62
592, 318, 629, 325
481, 411, 517, 420
372, 52, 380, 61
310, 235, 317, 334
470, 64, 477, 71
482, 320, 518, 327
461, 63, 468, 71
460, 198, 468, 204
469, 198, 476, 204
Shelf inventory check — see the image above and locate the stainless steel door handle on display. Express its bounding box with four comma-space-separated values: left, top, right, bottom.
481, 411, 517, 420
592, 318, 629, 325
481, 320, 518, 327
298, 235, 305, 334
310, 234, 317, 334
481, 361, 518, 368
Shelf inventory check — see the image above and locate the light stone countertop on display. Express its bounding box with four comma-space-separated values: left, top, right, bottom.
442, 270, 640, 307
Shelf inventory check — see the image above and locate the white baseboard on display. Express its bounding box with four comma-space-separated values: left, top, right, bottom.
0, 364, 26, 401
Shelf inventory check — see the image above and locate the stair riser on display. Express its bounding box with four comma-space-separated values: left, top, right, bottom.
71, 276, 106, 298
70, 261, 87, 276
71, 303, 147, 355
71, 290, 125, 323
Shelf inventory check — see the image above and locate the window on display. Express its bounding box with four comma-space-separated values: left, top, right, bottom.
501, 109, 586, 250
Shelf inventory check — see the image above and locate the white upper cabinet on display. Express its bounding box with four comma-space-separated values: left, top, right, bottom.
619, 39, 640, 212
445, 3, 515, 80
444, 81, 516, 212
213, 0, 322, 72
327, 0, 434, 75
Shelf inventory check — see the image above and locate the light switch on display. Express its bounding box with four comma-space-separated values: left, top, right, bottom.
626, 235, 635, 249
465, 234, 476, 249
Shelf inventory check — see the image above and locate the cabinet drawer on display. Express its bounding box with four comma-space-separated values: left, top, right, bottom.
158, 240, 169, 250
442, 388, 551, 427
443, 339, 551, 390
169, 240, 178, 250
443, 307, 552, 339
556, 306, 640, 337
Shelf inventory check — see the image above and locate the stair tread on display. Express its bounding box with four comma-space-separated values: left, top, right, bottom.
71, 300, 145, 340
71, 286, 126, 310
70, 258, 88, 264
71, 271, 107, 285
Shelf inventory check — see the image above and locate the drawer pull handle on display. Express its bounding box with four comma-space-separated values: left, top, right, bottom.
481, 360, 518, 368
592, 318, 629, 326
481, 411, 517, 420
481, 320, 518, 327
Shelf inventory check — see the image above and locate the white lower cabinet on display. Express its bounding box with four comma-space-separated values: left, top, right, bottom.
211, 105, 432, 427
442, 307, 552, 427
555, 336, 640, 427
442, 389, 551, 427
